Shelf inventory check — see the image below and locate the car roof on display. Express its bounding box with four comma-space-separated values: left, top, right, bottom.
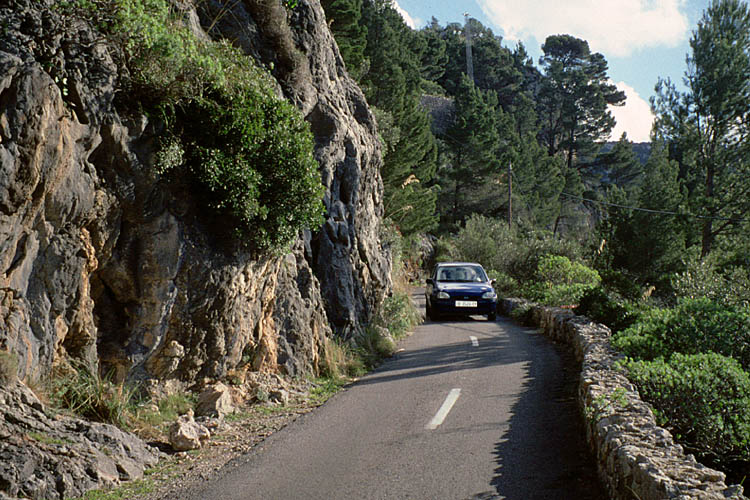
436, 262, 485, 267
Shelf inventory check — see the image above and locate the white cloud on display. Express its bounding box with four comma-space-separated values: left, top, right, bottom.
608, 81, 654, 142
477, 0, 689, 57
392, 1, 417, 29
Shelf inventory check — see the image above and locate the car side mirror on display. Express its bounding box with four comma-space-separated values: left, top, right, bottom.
490, 279, 497, 286
426, 278, 434, 286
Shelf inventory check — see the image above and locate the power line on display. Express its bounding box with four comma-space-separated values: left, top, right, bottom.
560, 192, 749, 223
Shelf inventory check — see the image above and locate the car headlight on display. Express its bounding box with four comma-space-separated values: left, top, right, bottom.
482, 291, 497, 299
437, 291, 450, 299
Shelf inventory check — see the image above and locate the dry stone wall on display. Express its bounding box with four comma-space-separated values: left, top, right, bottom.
499, 298, 745, 500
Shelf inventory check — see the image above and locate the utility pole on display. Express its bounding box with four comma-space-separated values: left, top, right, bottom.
507, 162, 512, 227
464, 13, 474, 83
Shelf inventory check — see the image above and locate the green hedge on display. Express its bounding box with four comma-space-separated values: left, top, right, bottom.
621, 353, 750, 464
576, 286, 640, 334
613, 298, 750, 369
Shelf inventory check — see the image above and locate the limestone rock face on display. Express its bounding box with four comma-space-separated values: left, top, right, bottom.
0, 382, 161, 500
0, 0, 389, 386
198, 0, 391, 338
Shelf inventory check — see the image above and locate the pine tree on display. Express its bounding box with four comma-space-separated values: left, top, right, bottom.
320, 0, 368, 78
652, 0, 750, 258
600, 134, 643, 190
358, 0, 439, 234
439, 75, 501, 228
538, 35, 625, 170
537, 34, 625, 234
601, 144, 687, 293
437, 19, 523, 111
418, 17, 448, 93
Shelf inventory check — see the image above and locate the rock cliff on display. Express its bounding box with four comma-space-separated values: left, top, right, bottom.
0, 0, 390, 387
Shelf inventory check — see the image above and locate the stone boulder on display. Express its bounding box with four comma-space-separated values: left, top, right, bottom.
168, 410, 211, 452
196, 382, 235, 419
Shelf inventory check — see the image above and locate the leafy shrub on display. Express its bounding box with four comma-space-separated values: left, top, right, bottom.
621, 353, 750, 464
452, 215, 514, 271
509, 303, 535, 325
450, 215, 585, 291
381, 223, 428, 286
70, 0, 325, 253
486, 269, 518, 297
179, 85, 325, 251
613, 298, 750, 368
525, 255, 600, 306
431, 236, 459, 265
576, 286, 640, 333
594, 268, 643, 301
536, 254, 601, 285
376, 291, 420, 340
509, 227, 584, 283
673, 256, 750, 308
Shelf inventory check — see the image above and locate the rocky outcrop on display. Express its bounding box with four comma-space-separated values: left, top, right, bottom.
0, 0, 389, 388
0, 382, 161, 500
198, 0, 390, 338
500, 299, 744, 500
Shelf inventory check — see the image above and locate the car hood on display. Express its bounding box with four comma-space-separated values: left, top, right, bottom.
437, 283, 494, 293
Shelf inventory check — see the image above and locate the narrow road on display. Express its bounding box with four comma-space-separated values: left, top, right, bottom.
175, 290, 605, 499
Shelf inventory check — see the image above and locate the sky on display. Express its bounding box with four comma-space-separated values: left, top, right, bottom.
392, 0, 712, 143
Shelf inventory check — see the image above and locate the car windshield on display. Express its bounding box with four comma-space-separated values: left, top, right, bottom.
436, 265, 487, 283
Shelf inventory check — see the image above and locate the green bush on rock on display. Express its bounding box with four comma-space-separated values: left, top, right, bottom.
70, 0, 325, 253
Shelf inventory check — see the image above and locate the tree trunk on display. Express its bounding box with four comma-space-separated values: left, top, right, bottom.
700, 162, 715, 259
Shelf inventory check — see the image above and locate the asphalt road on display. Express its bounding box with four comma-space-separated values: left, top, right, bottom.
175, 290, 606, 499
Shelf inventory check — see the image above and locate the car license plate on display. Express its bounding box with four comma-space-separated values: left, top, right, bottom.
455, 300, 477, 307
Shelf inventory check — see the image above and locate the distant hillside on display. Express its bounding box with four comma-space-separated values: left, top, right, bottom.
601, 141, 652, 164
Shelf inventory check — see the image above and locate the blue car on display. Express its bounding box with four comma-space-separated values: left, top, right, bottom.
425, 262, 498, 321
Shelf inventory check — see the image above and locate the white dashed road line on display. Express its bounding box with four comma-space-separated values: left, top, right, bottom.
469, 336, 478, 347
425, 388, 461, 430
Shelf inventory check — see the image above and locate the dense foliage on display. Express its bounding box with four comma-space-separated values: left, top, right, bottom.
613, 298, 750, 369
621, 353, 750, 464
78, 0, 325, 253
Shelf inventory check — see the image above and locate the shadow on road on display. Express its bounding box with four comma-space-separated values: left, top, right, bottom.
487, 332, 606, 499
352, 323, 528, 388
406, 287, 606, 499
